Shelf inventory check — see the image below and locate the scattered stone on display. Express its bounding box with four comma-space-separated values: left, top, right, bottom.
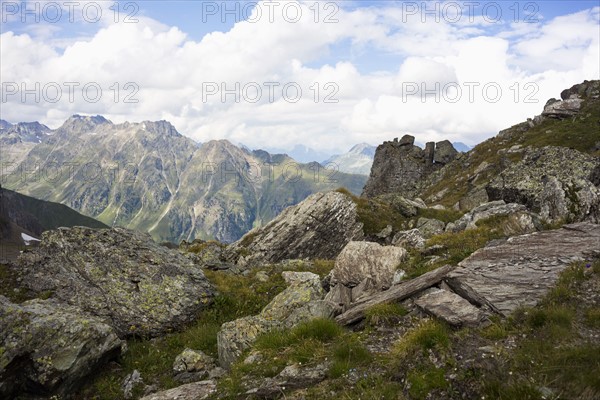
173, 348, 215, 380
449, 201, 540, 234
255, 271, 270, 282
0, 296, 123, 398
16, 227, 215, 338
246, 362, 331, 398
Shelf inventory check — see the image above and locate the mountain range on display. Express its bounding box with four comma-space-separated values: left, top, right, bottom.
1, 115, 367, 243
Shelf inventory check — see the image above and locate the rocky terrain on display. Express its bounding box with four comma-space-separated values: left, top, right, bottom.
1, 80, 599, 400
1, 116, 366, 243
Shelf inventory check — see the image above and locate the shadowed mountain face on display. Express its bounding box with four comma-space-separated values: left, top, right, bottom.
2, 115, 367, 243
0, 186, 108, 261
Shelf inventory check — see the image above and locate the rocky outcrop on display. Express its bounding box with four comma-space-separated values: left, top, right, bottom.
486, 147, 600, 224
362, 135, 458, 198
16, 227, 215, 338
447, 201, 541, 233
140, 380, 216, 400
392, 228, 426, 249
448, 222, 600, 315
217, 272, 335, 368
226, 192, 364, 266
542, 80, 600, 119
416, 217, 445, 238
245, 362, 330, 397
330, 241, 407, 290
0, 296, 123, 398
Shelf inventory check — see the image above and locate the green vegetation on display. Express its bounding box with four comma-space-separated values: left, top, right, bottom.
365, 302, 408, 326
416, 207, 464, 224
393, 319, 450, 357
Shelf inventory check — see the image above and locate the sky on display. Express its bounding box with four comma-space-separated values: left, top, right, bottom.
1, 0, 599, 153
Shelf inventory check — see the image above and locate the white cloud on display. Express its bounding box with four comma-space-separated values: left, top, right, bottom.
1, 1, 599, 152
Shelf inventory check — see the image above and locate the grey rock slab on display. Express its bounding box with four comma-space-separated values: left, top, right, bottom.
448, 223, 600, 315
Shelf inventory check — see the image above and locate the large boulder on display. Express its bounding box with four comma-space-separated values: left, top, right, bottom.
226, 192, 364, 266
16, 227, 215, 338
330, 241, 407, 290
0, 296, 123, 398
217, 272, 334, 368
486, 146, 600, 224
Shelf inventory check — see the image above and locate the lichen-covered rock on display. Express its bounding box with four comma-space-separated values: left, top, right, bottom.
139, 380, 216, 400
449, 201, 541, 233
217, 272, 334, 368
415, 288, 486, 327
16, 227, 215, 338
0, 296, 123, 398
541, 97, 583, 119
486, 146, 600, 224
376, 194, 427, 217
227, 192, 364, 266
330, 241, 407, 289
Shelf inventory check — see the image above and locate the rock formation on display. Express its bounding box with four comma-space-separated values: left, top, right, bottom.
362, 135, 458, 198
16, 227, 215, 338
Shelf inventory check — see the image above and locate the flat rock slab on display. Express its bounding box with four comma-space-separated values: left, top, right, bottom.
449, 223, 600, 315
415, 288, 485, 327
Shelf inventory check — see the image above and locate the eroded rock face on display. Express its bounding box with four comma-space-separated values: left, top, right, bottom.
227, 192, 364, 266
415, 288, 485, 327
0, 296, 123, 398
448, 222, 600, 315
330, 241, 407, 289
362, 135, 458, 198
16, 227, 215, 338
217, 272, 335, 368
486, 146, 600, 224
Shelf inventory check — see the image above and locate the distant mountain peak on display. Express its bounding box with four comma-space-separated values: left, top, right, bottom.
60, 114, 112, 134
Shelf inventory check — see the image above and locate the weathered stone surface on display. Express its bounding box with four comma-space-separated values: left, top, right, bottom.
377, 194, 427, 217
416, 217, 445, 238
560, 80, 600, 100
0, 296, 123, 398
139, 380, 216, 400
415, 288, 486, 327
362, 138, 458, 198
330, 241, 407, 289
16, 227, 215, 338
217, 272, 334, 368
449, 201, 540, 234
486, 146, 600, 224
448, 223, 600, 315
392, 228, 426, 249
227, 192, 364, 266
